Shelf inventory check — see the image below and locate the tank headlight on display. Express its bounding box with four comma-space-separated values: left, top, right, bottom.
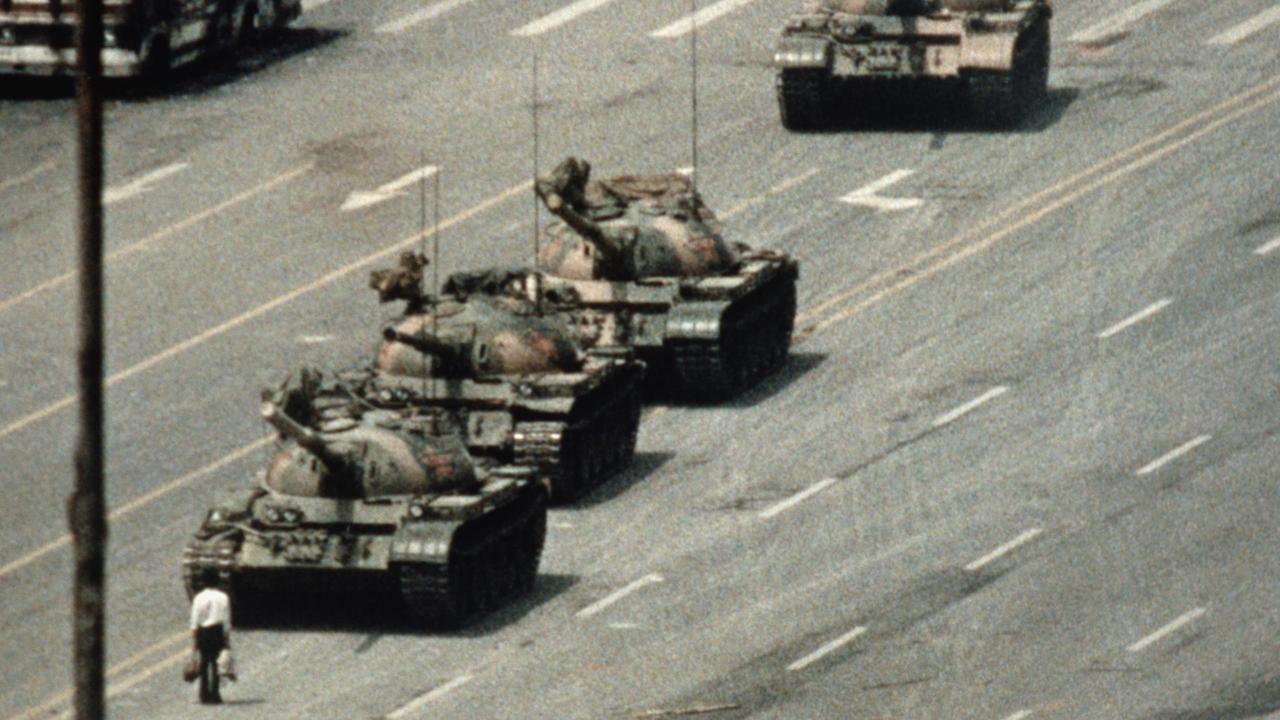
408, 504, 426, 519
264, 507, 282, 523
283, 508, 302, 523
208, 510, 224, 524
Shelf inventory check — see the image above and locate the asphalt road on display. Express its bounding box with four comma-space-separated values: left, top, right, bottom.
1, 0, 1279, 718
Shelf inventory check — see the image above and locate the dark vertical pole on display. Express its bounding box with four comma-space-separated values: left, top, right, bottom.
71, 0, 107, 717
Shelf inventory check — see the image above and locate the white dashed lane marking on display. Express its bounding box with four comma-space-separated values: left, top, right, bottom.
787, 626, 867, 672
759, 477, 838, 519
932, 386, 1008, 428
512, 0, 618, 36
650, 0, 758, 38
1002, 712, 1034, 720
965, 528, 1043, 572
577, 574, 664, 618
1128, 607, 1207, 652
1135, 435, 1211, 476
376, 0, 478, 34
1097, 299, 1173, 339
1068, 0, 1181, 44
1207, 6, 1280, 46
387, 675, 473, 718
1254, 236, 1280, 255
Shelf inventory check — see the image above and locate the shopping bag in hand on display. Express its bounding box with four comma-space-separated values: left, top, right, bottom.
181, 651, 200, 683
216, 649, 237, 682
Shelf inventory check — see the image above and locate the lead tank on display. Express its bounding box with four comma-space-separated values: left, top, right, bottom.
367, 252, 645, 503
774, 0, 1052, 128
528, 156, 798, 401
182, 370, 548, 628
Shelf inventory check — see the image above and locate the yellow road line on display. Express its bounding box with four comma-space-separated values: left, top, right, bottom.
796, 73, 1280, 327
804, 80, 1280, 336
0, 164, 314, 316
0, 436, 272, 580
0, 180, 532, 444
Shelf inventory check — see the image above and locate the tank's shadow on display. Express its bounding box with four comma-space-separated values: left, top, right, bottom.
570, 451, 675, 508
0, 28, 343, 101
233, 573, 577, 637
800, 84, 1078, 135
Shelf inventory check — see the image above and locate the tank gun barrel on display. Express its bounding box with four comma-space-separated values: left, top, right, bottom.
261, 402, 343, 466
383, 327, 466, 368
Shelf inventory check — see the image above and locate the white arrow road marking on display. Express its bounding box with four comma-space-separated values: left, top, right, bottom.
387, 675, 473, 718
1208, 6, 1280, 46
577, 574, 664, 618
103, 162, 189, 205
839, 169, 923, 212
787, 626, 867, 671
376, 0, 478, 34
512, 0, 618, 36
341, 165, 438, 212
1128, 607, 1207, 652
1068, 0, 1180, 44
651, 0, 758, 38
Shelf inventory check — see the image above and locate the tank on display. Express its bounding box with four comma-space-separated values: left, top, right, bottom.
774, 0, 1052, 128
367, 252, 645, 503
523, 156, 798, 401
182, 370, 548, 628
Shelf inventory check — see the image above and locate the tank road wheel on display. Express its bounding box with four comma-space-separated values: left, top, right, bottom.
968, 19, 1050, 126
777, 69, 831, 132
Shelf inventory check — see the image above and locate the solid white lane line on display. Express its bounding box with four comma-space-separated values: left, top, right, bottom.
376, 0, 477, 34
388, 675, 473, 718
1208, 6, 1280, 45
577, 574, 664, 618
1068, 0, 1181, 43
1135, 435, 1211, 476
1128, 607, 1206, 652
1097, 298, 1173, 338
650, 0, 757, 38
0, 158, 56, 193
103, 162, 189, 205
512, 0, 617, 36
759, 477, 838, 519
965, 528, 1043, 572
932, 386, 1008, 428
1002, 712, 1034, 720
787, 626, 867, 671
1254, 236, 1280, 255
341, 165, 438, 211
839, 168, 923, 212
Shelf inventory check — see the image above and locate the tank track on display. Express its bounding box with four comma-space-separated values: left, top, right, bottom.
968, 20, 1050, 126
514, 377, 643, 503
670, 274, 797, 401
397, 485, 547, 628
777, 69, 830, 131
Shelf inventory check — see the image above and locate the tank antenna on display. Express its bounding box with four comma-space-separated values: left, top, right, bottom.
431, 163, 441, 408
532, 45, 543, 314
690, 0, 699, 194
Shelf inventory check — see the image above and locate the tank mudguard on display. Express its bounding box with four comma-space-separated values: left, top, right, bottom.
774, 35, 833, 71
664, 302, 727, 342
391, 520, 462, 564
960, 27, 1018, 70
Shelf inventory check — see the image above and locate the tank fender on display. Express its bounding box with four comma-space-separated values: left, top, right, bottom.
391, 520, 462, 563
665, 302, 727, 342
774, 35, 833, 70
960, 30, 1017, 70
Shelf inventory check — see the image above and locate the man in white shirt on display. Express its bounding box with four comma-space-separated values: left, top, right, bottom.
189, 568, 232, 704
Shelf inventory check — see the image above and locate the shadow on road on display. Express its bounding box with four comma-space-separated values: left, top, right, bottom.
571, 451, 675, 508
235, 572, 576, 637
728, 351, 827, 409
0, 27, 345, 102
795, 85, 1079, 136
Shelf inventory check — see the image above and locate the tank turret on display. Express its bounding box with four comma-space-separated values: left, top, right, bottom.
535, 156, 739, 282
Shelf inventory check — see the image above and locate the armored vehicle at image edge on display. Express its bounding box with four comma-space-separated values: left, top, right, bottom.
369, 252, 645, 502
0, 0, 301, 78
182, 371, 547, 627
529, 156, 798, 401
774, 0, 1052, 128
